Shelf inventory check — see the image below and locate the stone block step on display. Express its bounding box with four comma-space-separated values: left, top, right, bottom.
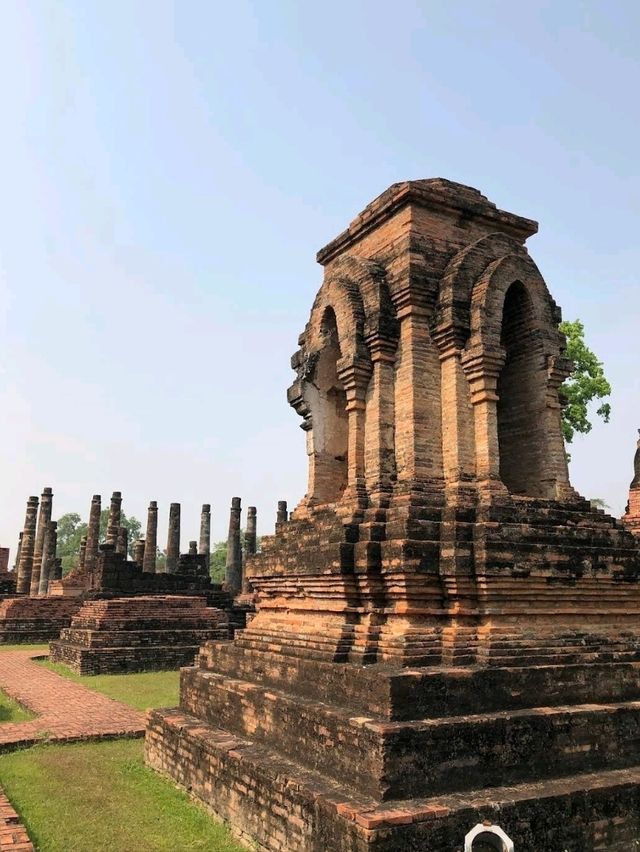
180, 665, 640, 799
146, 708, 640, 851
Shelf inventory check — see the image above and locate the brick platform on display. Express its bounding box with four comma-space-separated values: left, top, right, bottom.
0, 650, 144, 749
0, 790, 33, 851
0, 598, 81, 644
50, 596, 231, 675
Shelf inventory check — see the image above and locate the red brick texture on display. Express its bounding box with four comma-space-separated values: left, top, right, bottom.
0, 650, 144, 749
0, 790, 33, 851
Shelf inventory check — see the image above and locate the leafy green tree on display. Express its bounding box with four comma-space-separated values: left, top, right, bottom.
210, 540, 227, 584
559, 319, 612, 444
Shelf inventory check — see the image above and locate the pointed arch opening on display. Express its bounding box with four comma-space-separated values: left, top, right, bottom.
497, 281, 549, 497
310, 307, 349, 503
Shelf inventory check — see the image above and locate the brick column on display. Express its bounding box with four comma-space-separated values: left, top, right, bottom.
106, 492, 122, 546
244, 507, 257, 557
84, 495, 101, 574
338, 359, 371, 505
276, 501, 288, 526
143, 501, 158, 573
78, 537, 88, 571
30, 487, 53, 597
435, 337, 476, 487
16, 496, 38, 595
13, 533, 22, 573
38, 520, 58, 597
198, 504, 211, 572
133, 538, 146, 566
165, 503, 180, 574
224, 497, 242, 595
116, 526, 128, 558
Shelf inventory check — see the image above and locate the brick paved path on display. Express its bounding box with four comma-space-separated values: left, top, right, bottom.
0, 791, 33, 851
0, 650, 144, 749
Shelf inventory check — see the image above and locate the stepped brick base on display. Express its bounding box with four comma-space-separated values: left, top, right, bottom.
0, 597, 81, 643
50, 596, 231, 675
146, 644, 640, 852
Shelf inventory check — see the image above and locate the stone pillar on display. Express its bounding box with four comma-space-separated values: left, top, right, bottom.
13, 533, 23, 573
16, 496, 38, 595
38, 520, 58, 597
133, 538, 146, 566
276, 501, 288, 526
364, 338, 397, 504
106, 491, 122, 545
224, 497, 242, 595
198, 504, 211, 571
165, 503, 180, 574
30, 486, 53, 597
244, 507, 257, 557
78, 537, 88, 571
189, 540, 198, 556
623, 430, 640, 537
338, 360, 370, 505
143, 501, 158, 573
116, 526, 128, 558
84, 495, 101, 574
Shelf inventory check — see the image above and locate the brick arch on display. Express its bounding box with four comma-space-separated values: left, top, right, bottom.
468, 253, 561, 353
435, 233, 529, 350
305, 274, 368, 365
465, 254, 569, 498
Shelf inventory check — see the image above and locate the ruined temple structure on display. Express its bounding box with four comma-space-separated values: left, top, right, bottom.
0, 547, 15, 596
147, 180, 640, 851
623, 430, 640, 537
50, 499, 249, 673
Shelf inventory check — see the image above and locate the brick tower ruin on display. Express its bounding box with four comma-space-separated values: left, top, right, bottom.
623, 430, 640, 537
146, 180, 640, 851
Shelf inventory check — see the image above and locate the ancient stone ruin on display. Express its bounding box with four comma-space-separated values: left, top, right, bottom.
623, 430, 640, 537
50, 497, 251, 673
146, 179, 640, 851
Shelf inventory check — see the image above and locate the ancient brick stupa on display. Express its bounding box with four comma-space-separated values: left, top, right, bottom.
146, 180, 640, 851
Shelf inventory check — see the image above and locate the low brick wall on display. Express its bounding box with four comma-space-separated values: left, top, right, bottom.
0, 597, 81, 644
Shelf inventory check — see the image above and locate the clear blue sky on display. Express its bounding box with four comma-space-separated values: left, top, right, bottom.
0, 1, 638, 550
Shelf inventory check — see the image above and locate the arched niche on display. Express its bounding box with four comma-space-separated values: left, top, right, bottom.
496, 280, 548, 497
306, 307, 349, 503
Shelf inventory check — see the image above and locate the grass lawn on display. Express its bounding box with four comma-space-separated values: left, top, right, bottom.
38, 661, 180, 711
0, 739, 246, 852
0, 688, 34, 723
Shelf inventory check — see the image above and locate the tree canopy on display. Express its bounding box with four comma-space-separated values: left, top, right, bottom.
559, 319, 612, 445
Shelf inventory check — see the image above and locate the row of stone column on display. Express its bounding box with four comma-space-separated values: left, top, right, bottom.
15, 488, 62, 597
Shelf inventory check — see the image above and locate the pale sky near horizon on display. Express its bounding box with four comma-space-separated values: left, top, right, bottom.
0, 0, 638, 553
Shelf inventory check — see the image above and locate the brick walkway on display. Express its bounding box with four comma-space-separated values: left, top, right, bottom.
0, 791, 33, 851
0, 650, 145, 749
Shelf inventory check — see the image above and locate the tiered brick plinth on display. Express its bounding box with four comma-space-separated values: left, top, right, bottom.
50, 596, 230, 675
0, 598, 81, 644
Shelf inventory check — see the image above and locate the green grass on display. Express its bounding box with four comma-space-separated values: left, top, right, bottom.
38, 661, 180, 711
0, 687, 34, 723
0, 739, 246, 852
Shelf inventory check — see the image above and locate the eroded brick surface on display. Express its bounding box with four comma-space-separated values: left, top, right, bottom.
144, 179, 640, 851
0, 789, 33, 851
